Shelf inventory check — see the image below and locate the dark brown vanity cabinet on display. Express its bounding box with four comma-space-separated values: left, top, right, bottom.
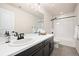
49, 36, 54, 55
43, 42, 50, 56
32, 48, 43, 56
15, 42, 44, 56
43, 36, 54, 56
42, 38, 50, 56
15, 36, 54, 56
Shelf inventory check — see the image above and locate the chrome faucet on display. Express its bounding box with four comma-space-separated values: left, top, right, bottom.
12, 31, 24, 40
5, 36, 10, 43
4, 31, 10, 43
12, 31, 18, 37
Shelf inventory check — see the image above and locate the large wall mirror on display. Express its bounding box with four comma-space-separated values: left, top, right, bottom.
0, 4, 44, 36
0, 8, 15, 36
33, 16, 44, 33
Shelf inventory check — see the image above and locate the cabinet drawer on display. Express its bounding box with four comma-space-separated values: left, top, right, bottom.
15, 42, 43, 56
42, 39, 49, 46
33, 49, 43, 56
15, 36, 54, 56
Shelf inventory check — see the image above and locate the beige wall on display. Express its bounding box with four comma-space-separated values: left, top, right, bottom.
0, 3, 39, 33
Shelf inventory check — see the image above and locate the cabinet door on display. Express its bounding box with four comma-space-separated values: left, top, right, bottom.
43, 43, 49, 56
49, 36, 54, 54
33, 49, 43, 56
15, 42, 43, 56
50, 37, 54, 52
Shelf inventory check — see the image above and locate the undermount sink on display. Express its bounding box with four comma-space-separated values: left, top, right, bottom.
9, 38, 35, 47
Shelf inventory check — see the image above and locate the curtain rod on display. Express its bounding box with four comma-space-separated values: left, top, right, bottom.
51, 16, 76, 21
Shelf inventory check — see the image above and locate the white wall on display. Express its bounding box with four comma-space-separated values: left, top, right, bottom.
74, 4, 79, 53
74, 4, 79, 25
0, 4, 39, 33
54, 12, 76, 47
44, 14, 53, 34
40, 8, 53, 34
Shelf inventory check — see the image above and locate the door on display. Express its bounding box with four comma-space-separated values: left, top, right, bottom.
49, 37, 54, 54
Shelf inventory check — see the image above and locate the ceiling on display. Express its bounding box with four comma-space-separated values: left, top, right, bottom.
9, 3, 77, 16
40, 3, 77, 16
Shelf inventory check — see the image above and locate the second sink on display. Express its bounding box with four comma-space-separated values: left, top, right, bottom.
9, 38, 35, 47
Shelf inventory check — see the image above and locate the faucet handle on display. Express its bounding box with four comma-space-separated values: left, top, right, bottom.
12, 31, 18, 37
17, 33, 24, 40
14, 32, 18, 37
4, 31, 10, 37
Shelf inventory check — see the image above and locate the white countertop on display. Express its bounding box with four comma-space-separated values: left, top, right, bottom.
0, 34, 54, 56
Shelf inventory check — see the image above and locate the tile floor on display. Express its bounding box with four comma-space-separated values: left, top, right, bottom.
50, 44, 79, 56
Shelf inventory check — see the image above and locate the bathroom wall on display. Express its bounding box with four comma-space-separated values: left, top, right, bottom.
74, 4, 79, 25
43, 13, 53, 34
53, 12, 76, 47
40, 8, 53, 34
74, 3, 79, 53
0, 3, 39, 33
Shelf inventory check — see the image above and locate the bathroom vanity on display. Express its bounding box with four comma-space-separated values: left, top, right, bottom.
0, 4, 54, 56
0, 34, 54, 56
15, 36, 54, 56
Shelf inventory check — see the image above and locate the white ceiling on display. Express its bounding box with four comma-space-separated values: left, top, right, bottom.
40, 3, 77, 16
9, 3, 77, 16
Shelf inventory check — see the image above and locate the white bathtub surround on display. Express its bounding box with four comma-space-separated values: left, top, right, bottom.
54, 37, 76, 48
53, 12, 76, 48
